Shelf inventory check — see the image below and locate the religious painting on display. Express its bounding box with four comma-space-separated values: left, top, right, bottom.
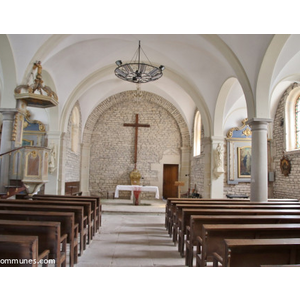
280, 155, 291, 176
238, 146, 251, 178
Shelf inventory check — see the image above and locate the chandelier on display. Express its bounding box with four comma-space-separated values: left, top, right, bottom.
114, 40, 165, 84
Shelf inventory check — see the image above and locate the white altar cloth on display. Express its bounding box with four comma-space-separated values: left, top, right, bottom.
114, 185, 160, 199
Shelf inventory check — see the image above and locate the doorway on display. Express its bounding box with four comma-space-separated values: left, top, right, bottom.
163, 164, 179, 199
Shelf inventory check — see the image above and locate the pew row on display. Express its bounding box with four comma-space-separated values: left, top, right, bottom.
195, 223, 300, 267
0, 199, 93, 245
166, 200, 255, 234
186, 214, 300, 267
174, 204, 300, 248
0, 235, 49, 267
212, 238, 300, 267
166, 200, 300, 238
33, 194, 101, 231
178, 208, 300, 257
0, 203, 86, 257
0, 220, 67, 267
0, 210, 77, 267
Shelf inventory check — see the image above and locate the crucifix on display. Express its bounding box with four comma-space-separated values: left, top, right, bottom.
124, 114, 150, 168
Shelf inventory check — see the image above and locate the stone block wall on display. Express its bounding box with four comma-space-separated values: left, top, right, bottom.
88, 94, 182, 199
272, 83, 300, 199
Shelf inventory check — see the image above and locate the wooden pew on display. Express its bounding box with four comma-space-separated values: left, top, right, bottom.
167, 201, 300, 239
166, 197, 299, 229
166, 200, 252, 235
0, 220, 67, 267
0, 235, 49, 267
212, 238, 300, 267
0, 199, 94, 245
0, 210, 77, 267
33, 194, 102, 230
185, 214, 300, 267
30, 198, 95, 240
196, 223, 300, 267
268, 198, 299, 202
178, 208, 300, 257
173, 202, 300, 235
0, 203, 86, 257
0, 199, 92, 246
165, 197, 250, 228
173, 203, 300, 246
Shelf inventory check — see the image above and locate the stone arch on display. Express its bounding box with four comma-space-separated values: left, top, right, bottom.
83, 90, 190, 147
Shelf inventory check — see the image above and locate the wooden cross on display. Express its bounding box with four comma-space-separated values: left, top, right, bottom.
124, 114, 150, 168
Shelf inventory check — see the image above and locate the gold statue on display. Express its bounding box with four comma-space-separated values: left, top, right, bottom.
130, 169, 141, 185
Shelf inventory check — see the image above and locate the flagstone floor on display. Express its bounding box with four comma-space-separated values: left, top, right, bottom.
75, 198, 186, 267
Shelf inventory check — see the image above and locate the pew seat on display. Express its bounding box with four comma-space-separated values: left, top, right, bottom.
0, 203, 86, 257
178, 208, 300, 257
212, 238, 300, 267
196, 223, 300, 267
184, 214, 300, 265
0, 210, 78, 267
0, 220, 67, 267
0, 235, 49, 267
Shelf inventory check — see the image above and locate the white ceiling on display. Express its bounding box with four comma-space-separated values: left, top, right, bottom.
2, 34, 300, 137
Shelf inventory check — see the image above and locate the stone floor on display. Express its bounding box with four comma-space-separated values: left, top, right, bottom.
76, 198, 186, 267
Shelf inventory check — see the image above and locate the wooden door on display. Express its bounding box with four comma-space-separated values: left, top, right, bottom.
163, 164, 179, 199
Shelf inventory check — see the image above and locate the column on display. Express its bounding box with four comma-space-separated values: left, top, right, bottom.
0, 109, 18, 193
247, 118, 272, 202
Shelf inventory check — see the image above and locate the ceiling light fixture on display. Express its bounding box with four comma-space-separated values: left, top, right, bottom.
114, 40, 165, 84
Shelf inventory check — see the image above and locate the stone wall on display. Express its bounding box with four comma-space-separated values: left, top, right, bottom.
272, 83, 300, 199
190, 123, 205, 197
189, 114, 250, 198
65, 103, 82, 183
88, 92, 184, 199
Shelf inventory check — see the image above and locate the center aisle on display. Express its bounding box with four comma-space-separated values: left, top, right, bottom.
76, 198, 185, 267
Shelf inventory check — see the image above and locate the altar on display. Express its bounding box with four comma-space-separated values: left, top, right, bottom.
114, 185, 160, 205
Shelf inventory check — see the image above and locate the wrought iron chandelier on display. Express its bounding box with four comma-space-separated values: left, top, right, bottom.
114, 40, 165, 84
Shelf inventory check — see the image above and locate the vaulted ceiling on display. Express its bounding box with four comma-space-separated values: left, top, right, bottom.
1, 34, 300, 137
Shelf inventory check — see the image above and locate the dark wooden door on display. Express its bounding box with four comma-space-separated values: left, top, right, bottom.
163, 164, 179, 199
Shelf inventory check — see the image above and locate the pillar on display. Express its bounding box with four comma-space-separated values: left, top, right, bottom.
0, 109, 18, 193
247, 118, 272, 202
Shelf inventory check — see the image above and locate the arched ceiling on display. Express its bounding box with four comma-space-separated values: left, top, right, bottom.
3, 34, 300, 136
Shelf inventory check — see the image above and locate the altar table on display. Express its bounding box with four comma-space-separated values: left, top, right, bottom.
114, 185, 160, 205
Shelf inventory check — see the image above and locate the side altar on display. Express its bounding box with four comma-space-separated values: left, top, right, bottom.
114, 185, 160, 205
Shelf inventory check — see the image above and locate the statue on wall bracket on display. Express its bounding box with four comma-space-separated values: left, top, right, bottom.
214, 143, 225, 178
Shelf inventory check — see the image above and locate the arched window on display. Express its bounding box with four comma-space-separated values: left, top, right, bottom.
296, 96, 300, 149
71, 106, 80, 153
285, 85, 300, 151
193, 111, 201, 156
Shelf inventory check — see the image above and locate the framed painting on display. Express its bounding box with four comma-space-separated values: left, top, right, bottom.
238, 146, 251, 178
